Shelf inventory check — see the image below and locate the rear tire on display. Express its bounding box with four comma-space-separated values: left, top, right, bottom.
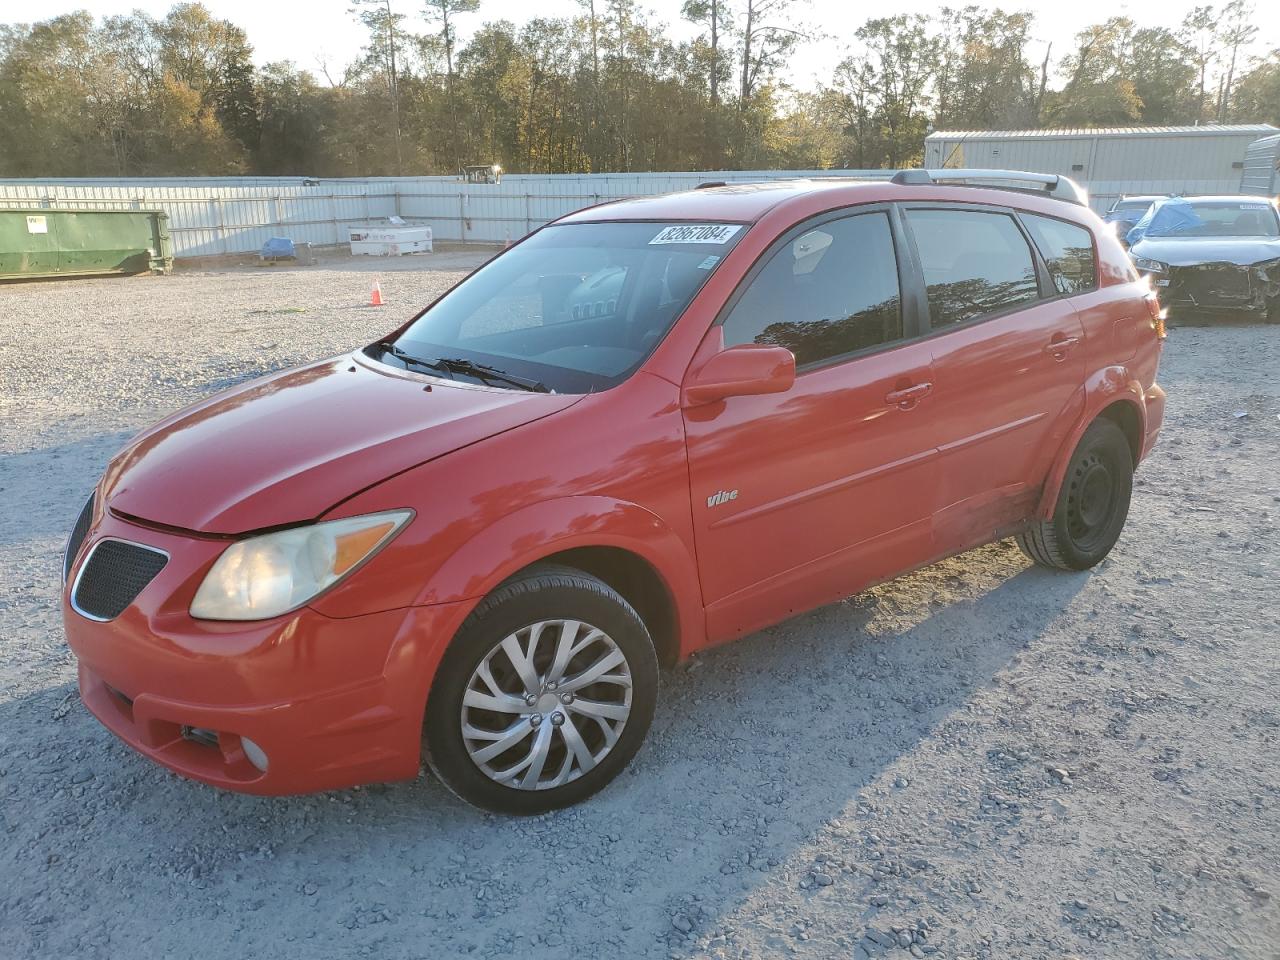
424, 563, 658, 814
1018, 418, 1133, 571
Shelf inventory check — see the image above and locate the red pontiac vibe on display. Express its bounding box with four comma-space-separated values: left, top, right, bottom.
63, 171, 1166, 813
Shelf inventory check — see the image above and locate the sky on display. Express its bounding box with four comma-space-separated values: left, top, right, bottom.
11, 0, 1280, 92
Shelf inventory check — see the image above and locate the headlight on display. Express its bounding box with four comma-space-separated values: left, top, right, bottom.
190, 510, 412, 620
1133, 257, 1168, 274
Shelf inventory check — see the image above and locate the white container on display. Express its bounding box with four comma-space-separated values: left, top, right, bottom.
348, 225, 433, 256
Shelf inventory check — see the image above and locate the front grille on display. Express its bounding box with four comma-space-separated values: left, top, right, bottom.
72, 539, 168, 621
64, 495, 94, 582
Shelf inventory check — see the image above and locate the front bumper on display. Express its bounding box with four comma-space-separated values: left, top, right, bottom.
1151, 262, 1278, 314
63, 510, 469, 795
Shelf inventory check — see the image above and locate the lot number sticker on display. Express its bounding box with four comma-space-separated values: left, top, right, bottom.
26, 216, 47, 234
650, 224, 741, 245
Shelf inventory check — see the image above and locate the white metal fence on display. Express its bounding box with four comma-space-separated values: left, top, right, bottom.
0, 167, 1249, 257
0, 171, 889, 257
394, 171, 898, 247
0, 178, 398, 257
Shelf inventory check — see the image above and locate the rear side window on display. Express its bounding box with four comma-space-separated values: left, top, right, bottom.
721, 212, 902, 366
905, 208, 1040, 328
1022, 214, 1097, 295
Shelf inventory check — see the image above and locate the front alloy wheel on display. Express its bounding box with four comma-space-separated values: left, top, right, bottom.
426, 564, 658, 813
461, 619, 633, 790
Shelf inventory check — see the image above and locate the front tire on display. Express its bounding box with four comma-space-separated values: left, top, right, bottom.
1018, 418, 1133, 571
424, 564, 658, 814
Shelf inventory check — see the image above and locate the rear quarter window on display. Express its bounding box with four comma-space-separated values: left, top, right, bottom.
904, 208, 1040, 328
1021, 214, 1097, 295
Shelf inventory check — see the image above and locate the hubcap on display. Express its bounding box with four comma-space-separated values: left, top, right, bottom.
460, 619, 633, 791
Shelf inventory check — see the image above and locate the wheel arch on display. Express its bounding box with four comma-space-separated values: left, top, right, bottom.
526, 546, 682, 668
1035, 369, 1147, 520
1097, 398, 1142, 467
416, 495, 705, 668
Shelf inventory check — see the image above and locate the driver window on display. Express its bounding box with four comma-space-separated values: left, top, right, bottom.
720, 212, 903, 367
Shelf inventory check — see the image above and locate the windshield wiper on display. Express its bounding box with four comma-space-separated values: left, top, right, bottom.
379, 343, 549, 393
379, 342, 457, 379
434, 357, 550, 393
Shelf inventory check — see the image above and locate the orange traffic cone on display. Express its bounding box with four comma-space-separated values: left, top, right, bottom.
369, 279, 384, 307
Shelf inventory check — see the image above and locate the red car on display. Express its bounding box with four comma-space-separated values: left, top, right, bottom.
63, 171, 1166, 813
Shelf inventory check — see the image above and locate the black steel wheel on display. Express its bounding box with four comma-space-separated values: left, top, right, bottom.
1018, 418, 1134, 571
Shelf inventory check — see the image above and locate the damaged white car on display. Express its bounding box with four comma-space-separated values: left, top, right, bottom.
1128, 196, 1280, 322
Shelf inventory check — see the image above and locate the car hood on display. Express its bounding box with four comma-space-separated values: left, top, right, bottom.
1130, 236, 1280, 267
101, 354, 581, 534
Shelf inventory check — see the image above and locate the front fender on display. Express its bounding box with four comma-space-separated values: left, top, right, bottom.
1035, 365, 1148, 520
415, 495, 707, 656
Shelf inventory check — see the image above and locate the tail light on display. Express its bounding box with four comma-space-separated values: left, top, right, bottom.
1144, 292, 1167, 340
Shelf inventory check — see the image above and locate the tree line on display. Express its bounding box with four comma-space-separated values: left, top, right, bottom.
0, 0, 1277, 178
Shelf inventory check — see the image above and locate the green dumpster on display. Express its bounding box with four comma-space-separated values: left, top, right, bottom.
0, 208, 172, 280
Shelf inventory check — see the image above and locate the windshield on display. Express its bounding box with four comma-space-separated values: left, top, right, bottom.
1146, 200, 1280, 238
387, 221, 745, 392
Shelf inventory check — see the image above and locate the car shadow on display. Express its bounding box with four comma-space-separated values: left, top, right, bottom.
2, 512, 1090, 957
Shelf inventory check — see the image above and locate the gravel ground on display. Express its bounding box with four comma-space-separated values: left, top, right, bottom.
2, 260, 1278, 960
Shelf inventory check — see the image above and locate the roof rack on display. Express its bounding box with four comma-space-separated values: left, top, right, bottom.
891, 169, 1088, 206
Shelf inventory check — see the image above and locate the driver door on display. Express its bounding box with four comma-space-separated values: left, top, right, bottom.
682, 209, 941, 642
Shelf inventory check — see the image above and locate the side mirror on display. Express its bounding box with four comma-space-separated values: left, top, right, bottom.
683, 344, 796, 406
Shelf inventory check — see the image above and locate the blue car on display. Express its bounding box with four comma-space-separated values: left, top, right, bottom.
1103, 196, 1165, 246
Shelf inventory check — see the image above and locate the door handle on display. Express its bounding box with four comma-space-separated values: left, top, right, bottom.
885, 382, 933, 409
1044, 335, 1080, 358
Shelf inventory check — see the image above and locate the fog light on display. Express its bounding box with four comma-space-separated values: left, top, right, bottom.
181, 725, 219, 749
241, 737, 269, 773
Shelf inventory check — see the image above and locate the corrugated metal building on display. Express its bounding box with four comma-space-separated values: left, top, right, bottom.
923, 125, 1279, 212
1240, 134, 1280, 197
